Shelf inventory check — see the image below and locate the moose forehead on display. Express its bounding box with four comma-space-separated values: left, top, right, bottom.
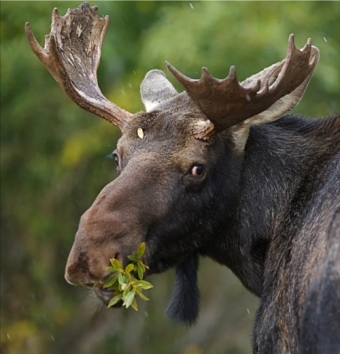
118, 94, 211, 162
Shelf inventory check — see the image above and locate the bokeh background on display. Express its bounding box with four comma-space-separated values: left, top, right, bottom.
1, 2, 339, 354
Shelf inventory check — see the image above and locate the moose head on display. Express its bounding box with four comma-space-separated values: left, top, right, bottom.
25, 3, 322, 326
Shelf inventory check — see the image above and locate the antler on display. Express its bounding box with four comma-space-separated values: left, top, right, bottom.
166, 34, 319, 139
25, 2, 131, 128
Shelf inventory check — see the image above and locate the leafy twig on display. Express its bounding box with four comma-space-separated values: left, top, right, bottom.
103, 242, 153, 311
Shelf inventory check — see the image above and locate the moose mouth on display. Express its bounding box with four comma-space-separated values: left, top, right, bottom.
92, 258, 168, 307
93, 287, 122, 307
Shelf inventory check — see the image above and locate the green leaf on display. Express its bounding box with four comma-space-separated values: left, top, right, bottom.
108, 294, 123, 308
137, 292, 150, 301
110, 259, 122, 269
122, 284, 131, 297
127, 255, 138, 262
107, 283, 120, 291
135, 280, 153, 290
103, 273, 119, 288
118, 273, 126, 285
136, 242, 145, 259
126, 272, 132, 282
107, 266, 119, 273
137, 263, 144, 280
125, 263, 134, 273
131, 298, 138, 311
139, 261, 146, 273
123, 291, 135, 309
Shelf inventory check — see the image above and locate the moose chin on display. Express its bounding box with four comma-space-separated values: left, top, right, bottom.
26, 3, 340, 353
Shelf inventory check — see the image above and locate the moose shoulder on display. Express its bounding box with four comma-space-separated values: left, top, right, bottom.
26, 3, 340, 353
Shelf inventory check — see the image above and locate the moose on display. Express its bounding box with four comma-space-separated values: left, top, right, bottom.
26, 3, 339, 353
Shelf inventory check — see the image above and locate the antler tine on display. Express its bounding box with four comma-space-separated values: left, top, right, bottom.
25, 22, 47, 63
253, 35, 317, 111
165, 61, 197, 88
25, 2, 132, 128
51, 7, 60, 21
167, 34, 319, 139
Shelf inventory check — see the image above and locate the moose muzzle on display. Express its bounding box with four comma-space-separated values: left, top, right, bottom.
64, 178, 148, 288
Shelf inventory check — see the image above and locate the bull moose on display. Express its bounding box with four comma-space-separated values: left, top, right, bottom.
26, 3, 340, 353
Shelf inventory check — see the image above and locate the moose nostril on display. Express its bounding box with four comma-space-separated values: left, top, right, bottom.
114, 252, 120, 261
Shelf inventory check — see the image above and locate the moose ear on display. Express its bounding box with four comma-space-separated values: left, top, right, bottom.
140, 70, 178, 112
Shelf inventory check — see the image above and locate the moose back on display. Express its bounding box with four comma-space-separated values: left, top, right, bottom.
26, 3, 340, 353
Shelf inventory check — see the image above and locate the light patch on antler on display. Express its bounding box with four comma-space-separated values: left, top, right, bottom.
67, 53, 76, 67
137, 128, 144, 139
76, 24, 83, 37
193, 120, 215, 140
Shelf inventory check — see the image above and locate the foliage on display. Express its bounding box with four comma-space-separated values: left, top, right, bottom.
1, 2, 339, 354
104, 243, 153, 310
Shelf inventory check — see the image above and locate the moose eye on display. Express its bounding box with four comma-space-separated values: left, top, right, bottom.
108, 152, 119, 167
190, 164, 205, 177
113, 153, 119, 166
113, 154, 119, 166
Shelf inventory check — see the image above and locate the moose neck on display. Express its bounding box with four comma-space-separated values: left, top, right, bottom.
202, 114, 331, 297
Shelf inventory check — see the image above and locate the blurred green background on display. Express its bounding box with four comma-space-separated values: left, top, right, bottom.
1, 2, 339, 354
